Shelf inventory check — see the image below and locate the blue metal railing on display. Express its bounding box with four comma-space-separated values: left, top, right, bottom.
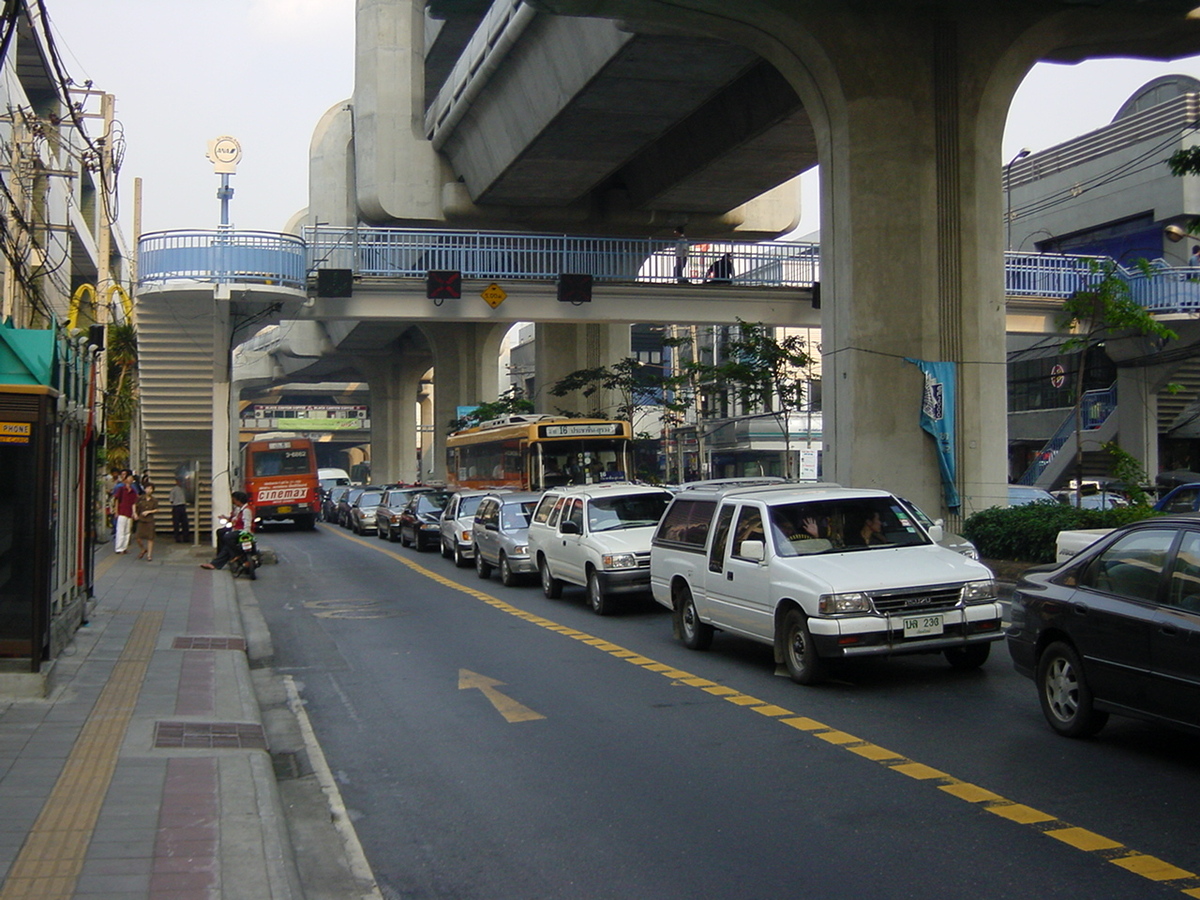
135, 226, 1200, 311
1016, 383, 1117, 486
139, 229, 307, 290
303, 226, 821, 286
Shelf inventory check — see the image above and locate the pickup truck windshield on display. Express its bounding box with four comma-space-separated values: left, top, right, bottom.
588, 492, 671, 532
768, 497, 928, 556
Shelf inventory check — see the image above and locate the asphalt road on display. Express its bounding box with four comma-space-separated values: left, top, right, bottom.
252, 522, 1200, 900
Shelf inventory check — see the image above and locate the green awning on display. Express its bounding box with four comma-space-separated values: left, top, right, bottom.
0, 325, 56, 386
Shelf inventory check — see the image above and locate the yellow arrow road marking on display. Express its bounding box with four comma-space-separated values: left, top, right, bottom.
458, 669, 546, 723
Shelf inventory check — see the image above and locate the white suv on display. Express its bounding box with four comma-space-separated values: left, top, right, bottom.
527, 484, 673, 615
650, 483, 1002, 683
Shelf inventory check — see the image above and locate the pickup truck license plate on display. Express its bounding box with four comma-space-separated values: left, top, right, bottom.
902, 614, 943, 638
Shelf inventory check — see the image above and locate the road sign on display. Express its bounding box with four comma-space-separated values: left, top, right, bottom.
481, 283, 507, 308
1050, 364, 1065, 389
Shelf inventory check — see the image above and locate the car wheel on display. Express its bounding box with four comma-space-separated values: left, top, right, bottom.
499, 554, 519, 587
400, 527, 412, 547
780, 608, 824, 685
676, 583, 713, 650
377, 524, 387, 540
386, 524, 397, 543
587, 570, 612, 616
453, 544, 469, 567
440, 538, 451, 559
415, 534, 429, 552
540, 557, 563, 599
944, 643, 991, 670
1037, 641, 1109, 738
475, 548, 493, 579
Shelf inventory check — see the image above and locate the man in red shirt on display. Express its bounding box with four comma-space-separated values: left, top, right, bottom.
113, 470, 139, 554
201, 491, 254, 571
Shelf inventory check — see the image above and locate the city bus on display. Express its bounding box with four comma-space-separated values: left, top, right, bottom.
445, 415, 633, 492
241, 435, 321, 529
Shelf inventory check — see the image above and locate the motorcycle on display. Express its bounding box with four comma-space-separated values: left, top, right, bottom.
218, 516, 260, 579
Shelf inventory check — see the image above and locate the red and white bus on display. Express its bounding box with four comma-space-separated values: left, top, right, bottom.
241, 436, 320, 529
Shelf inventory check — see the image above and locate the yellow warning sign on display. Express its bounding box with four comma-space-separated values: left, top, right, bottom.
481, 283, 507, 308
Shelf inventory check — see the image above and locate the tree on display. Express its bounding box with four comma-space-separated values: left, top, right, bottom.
104, 322, 139, 469
448, 387, 535, 432
1058, 259, 1175, 503
707, 321, 812, 479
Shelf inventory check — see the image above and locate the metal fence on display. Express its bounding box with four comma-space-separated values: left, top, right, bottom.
139, 230, 307, 289
303, 226, 821, 287
1016, 383, 1117, 486
136, 227, 1200, 313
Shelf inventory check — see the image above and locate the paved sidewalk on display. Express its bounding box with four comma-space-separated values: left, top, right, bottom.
0, 540, 323, 899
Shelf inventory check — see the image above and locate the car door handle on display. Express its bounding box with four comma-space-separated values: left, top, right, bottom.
1160, 623, 1180, 637
726, 571, 734, 580
1071, 601, 1089, 616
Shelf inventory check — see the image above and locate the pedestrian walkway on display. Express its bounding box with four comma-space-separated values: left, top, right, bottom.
0, 541, 303, 900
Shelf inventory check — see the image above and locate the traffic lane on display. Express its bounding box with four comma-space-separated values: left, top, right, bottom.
263, 532, 1151, 900
260, 527, 1197, 899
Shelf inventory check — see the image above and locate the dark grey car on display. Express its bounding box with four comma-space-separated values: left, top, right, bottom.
1007, 515, 1200, 738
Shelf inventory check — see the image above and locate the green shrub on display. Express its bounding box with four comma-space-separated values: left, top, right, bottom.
962, 501, 1157, 563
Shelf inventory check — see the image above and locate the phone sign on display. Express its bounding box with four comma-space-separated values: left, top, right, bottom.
0, 422, 31, 444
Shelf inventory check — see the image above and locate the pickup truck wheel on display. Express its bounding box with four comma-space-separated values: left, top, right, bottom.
499, 554, 519, 587
677, 586, 713, 651
944, 643, 991, 670
540, 558, 563, 599
1037, 641, 1109, 738
781, 609, 824, 685
587, 570, 612, 616
475, 548, 493, 579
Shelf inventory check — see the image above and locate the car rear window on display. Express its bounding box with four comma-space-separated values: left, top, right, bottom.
655, 498, 717, 547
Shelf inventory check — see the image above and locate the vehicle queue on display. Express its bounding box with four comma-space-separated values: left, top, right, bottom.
290, 415, 1200, 744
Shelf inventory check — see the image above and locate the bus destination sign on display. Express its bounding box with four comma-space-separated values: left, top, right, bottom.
540, 423, 621, 438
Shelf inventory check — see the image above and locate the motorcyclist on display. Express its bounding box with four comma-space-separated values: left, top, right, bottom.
201, 490, 255, 572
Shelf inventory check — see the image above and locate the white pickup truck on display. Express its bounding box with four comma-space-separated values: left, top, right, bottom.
649, 483, 1002, 684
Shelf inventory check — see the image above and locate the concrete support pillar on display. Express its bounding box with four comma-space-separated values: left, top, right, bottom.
362, 355, 428, 485
1117, 367, 1161, 481
533, 323, 632, 416
423, 322, 509, 481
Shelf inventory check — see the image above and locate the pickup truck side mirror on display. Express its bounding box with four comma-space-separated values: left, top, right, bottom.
738, 540, 766, 562
927, 522, 944, 543
560, 520, 581, 535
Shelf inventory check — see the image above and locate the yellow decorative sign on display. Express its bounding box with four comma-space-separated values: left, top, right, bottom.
481, 283, 507, 308
0, 422, 31, 444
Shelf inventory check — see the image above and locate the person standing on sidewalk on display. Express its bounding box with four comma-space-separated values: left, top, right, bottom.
168, 478, 190, 543
673, 226, 689, 283
112, 471, 138, 554
134, 483, 160, 560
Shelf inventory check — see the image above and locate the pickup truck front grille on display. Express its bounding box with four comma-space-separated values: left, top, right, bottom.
634, 552, 651, 569
869, 585, 962, 614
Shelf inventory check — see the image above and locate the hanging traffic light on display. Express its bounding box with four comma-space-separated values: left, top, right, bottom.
426, 270, 462, 300
316, 268, 353, 298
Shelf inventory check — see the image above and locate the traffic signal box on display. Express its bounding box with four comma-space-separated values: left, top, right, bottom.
426, 270, 462, 300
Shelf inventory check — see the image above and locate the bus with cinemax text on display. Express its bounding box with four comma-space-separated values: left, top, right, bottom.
241, 435, 320, 529
445, 415, 633, 492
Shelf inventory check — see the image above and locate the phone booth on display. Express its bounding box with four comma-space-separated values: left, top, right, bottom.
0, 385, 56, 669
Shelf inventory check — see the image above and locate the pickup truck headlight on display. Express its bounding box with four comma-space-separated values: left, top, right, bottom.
818, 592, 872, 615
513, 545, 529, 556
602, 553, 639, 570
460, 529, 473, 542
961, 580, 997, 603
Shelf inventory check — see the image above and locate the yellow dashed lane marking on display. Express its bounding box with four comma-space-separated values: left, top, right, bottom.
0, 611, 162, 900
334, 524, 1200, 897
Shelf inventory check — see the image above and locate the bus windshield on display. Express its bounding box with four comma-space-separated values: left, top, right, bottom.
540, 439, 628, 487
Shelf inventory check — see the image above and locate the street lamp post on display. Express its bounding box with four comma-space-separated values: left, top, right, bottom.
1005, 148, 1031, 251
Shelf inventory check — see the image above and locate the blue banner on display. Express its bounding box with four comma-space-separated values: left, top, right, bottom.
904, 358, 960, 510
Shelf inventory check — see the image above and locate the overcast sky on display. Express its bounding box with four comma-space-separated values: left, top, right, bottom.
40, 1, 1200, 241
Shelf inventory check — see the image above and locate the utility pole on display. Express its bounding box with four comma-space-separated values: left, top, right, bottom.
96, 93, 114, 325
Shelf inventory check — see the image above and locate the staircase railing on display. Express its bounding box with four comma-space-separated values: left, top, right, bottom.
1016, 383, 1117, 486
